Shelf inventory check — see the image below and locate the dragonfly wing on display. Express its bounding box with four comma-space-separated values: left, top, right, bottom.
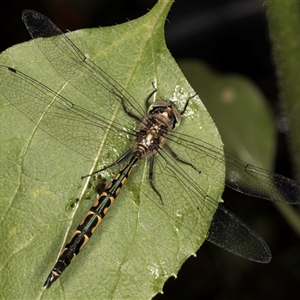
147, 144, 271, 263
0, 66, 133, 160
169, 131, 300, 205
206, 204, 271, 263
21, 9, 145, 120
224, 153, 300, 205
146, 146, 222, 244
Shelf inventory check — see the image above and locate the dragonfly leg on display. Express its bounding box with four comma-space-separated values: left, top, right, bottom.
145, 83, 157, 109
180, 93, 197, 115
120, 97, 142, 122
81, 148, 132, 179
164, 144, 201, 173
148, 155, 163, 204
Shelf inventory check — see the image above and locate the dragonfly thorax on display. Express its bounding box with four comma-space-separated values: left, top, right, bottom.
134, 101, 180, 158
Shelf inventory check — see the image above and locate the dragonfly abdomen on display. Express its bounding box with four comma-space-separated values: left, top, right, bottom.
44, 154, 140, 288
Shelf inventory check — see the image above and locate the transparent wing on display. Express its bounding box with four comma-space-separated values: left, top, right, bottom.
147, 127, 299, 261
149, 144, 271, 262
168, 130, 300, 205
224, 153, 300, 204
21, 9, 146, 121
0, 66, 135, 160
206, 204, 271, 263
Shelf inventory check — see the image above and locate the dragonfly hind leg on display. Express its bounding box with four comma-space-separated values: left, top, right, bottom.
81, 148, 132, 179
164, 144, 202, 174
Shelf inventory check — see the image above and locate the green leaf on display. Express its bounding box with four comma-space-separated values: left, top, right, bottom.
0, 1, 223, 299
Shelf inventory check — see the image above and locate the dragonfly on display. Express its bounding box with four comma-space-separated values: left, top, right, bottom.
0, 10, 299, 289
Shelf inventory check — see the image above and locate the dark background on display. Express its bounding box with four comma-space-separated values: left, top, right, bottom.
1, 0, 299, 299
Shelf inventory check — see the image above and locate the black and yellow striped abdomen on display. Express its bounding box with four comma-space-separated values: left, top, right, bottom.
43, 155, 139, 288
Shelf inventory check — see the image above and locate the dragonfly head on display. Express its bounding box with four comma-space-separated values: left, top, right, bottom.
147, 100, 182, 130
